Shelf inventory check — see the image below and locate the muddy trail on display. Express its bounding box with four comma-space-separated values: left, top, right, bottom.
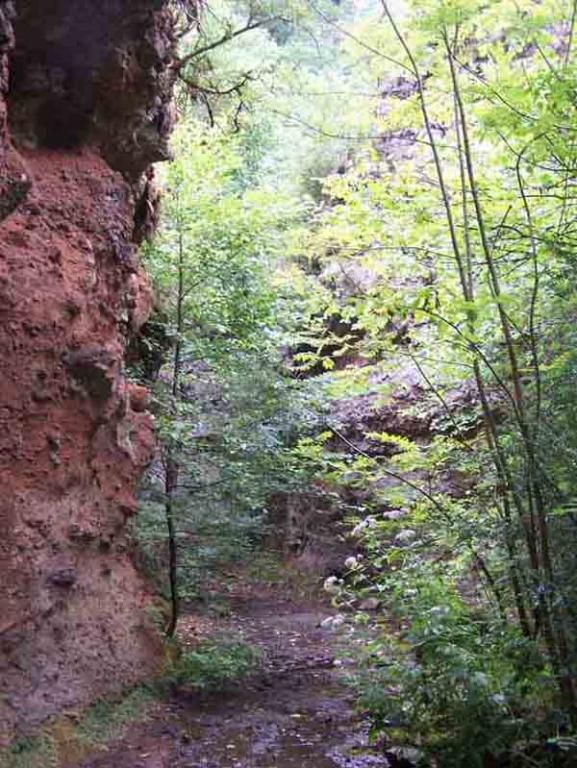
72, 579, 393, 768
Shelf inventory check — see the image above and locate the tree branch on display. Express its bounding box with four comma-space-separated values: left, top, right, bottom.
174, 18, 272, 72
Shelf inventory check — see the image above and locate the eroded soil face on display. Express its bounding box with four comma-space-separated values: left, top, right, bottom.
0, 0, 176, 744
71, 583, 391, 768
0, 147, 158, 742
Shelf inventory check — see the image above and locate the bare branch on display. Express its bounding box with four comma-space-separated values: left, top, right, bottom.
174, 17, 272, 72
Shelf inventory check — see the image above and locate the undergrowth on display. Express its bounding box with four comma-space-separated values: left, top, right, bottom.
1, 686, 154, 768
162, 635, 262, 691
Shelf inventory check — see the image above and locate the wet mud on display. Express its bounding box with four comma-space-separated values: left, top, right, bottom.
74, 595, 391, 768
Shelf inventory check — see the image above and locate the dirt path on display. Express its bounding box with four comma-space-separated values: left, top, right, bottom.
74, 585, 392, 768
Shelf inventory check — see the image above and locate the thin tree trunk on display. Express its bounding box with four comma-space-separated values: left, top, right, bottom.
164, 228, 186, 638
383, 0, 576, 718
164, 455, 179, 638
446, 30, 576, 717
383, 3, 532, 630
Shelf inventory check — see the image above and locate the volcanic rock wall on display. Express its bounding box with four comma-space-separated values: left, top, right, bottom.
0, 0, 177, 744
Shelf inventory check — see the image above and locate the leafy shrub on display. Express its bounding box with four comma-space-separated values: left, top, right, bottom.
353, 586, 555, 766
335, 541, 570, 767
163, 637, 262, 691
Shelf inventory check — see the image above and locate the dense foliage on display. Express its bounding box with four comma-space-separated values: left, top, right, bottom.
133, 119, 320, 616
302, 1, 577, 764
135, 0, 577, 764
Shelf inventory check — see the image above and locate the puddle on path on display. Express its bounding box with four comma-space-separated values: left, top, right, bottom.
172, 671, 388, 768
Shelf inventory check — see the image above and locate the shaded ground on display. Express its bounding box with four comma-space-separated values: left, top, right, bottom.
72, 578, 391, 768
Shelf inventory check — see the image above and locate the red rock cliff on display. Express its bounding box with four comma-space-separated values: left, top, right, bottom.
0, 0, 177, 743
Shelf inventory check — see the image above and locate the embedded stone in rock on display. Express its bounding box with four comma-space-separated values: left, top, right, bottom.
128, 384, 149, 413
67, 524, 98, 545
63, 346, 118, 402
47, 567, 77, 588
358, 597, 381, 612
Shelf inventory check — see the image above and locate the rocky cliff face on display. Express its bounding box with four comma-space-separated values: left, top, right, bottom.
0, 0, 177, 744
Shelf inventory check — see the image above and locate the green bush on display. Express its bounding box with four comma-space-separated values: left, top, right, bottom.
347, 573, 567, 767
163, 637, 262, 691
